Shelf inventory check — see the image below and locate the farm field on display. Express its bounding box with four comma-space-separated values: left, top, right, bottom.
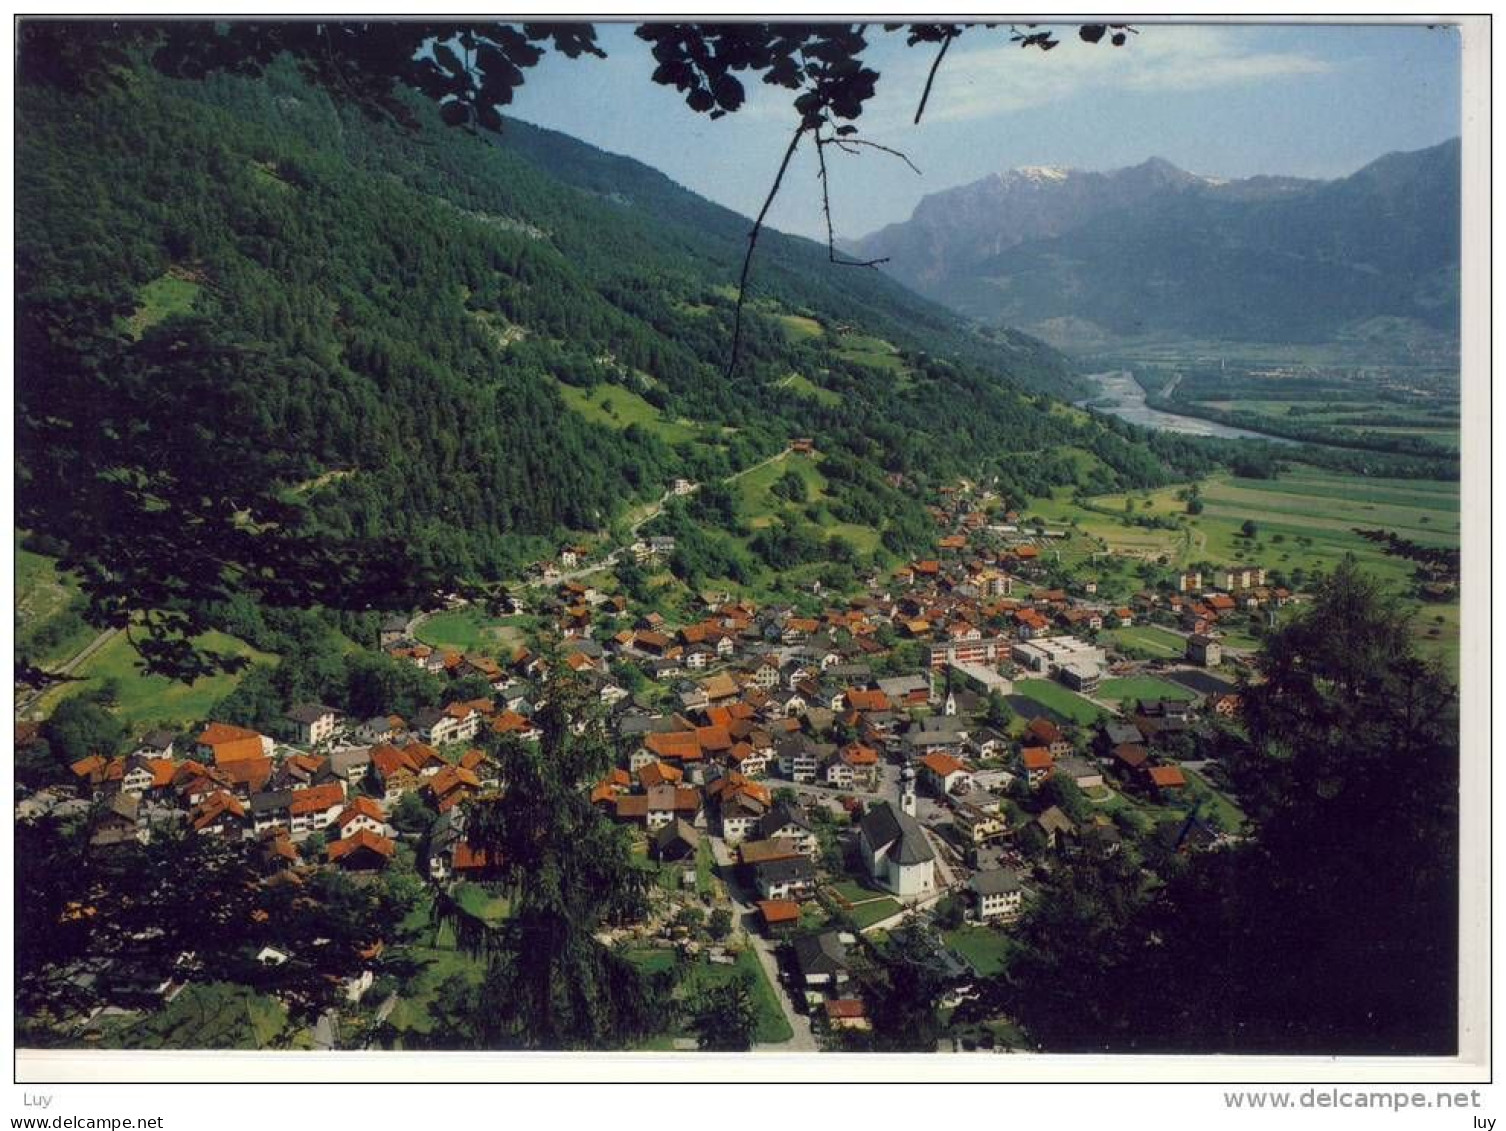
1185, 395, 1460, 450
1028, 464, 1459, 668
35, 629, 275, 730
1036, 466, 1458, 583
1014, 679, 1106, 724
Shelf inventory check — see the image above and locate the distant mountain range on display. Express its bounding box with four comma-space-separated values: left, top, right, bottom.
849, 140, 1460, 349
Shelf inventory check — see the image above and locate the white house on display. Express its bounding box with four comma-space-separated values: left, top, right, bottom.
969, 868, 1024, 923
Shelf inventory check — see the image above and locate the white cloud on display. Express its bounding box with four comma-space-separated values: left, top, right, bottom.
864, 25, 1335, 128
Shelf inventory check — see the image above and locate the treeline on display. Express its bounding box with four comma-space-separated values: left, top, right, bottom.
1139, 395, 1459, 471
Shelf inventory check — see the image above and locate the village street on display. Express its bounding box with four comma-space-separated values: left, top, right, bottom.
708, 836, 818, 1052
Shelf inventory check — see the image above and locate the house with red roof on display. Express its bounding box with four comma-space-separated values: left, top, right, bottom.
195, 722, 273, 765
918, 751, 972, 797
328, 830, 396, 871
336, 796, 387, 840
289, 782, 347, 838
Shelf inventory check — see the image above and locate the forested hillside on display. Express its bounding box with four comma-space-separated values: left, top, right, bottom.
17, 58, 1231, 650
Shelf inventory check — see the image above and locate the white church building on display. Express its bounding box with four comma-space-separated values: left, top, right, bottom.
857, 763, 937, 900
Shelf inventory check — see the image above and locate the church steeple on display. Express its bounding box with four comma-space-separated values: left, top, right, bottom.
900, 761, 917, 817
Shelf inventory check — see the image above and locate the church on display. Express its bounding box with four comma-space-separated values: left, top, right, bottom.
857, 763, 937, 900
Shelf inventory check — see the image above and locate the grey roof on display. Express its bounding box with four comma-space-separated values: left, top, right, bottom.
876, 674, 930, 698
250, 790, 295, 814
1036, 805, 1076, 837
139, 730, 176, 751
429, 808, 463, 853
106, 794, 140, 822
328, 748, 373, 777
651, 818, 700, 852
827, 663, 873, 681
792, 931, 848, 977
1103, 722, 1144, 746
858, 801, 936, 865
286, 704, 336, 725
1056, 755, 1099, 780
753, 855, 815, 885
908, 729, 963, 749
756, 804, 812, 839
956, 788, 999, 811
970, 868, 1022, 896
917, 715, 969, 734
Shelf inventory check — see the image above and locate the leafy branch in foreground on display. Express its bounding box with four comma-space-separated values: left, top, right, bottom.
427, 668, 665, 1049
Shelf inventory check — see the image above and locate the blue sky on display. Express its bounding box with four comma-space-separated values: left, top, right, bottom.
507, 22, 1461, 243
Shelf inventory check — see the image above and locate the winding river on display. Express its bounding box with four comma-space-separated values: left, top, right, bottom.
1078, 370, 1294, 443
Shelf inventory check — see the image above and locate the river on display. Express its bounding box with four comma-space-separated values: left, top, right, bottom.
1077, 370, 1294, 443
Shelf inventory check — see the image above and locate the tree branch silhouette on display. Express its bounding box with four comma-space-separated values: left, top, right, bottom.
726, 123, 806, 381
914, 28, 958, 124
815, 132, 892, 269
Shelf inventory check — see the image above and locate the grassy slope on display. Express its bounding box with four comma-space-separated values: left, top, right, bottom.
555, 380, 704, 446
733, 452, 880, 555
36, 629, 274, 729
15, 534, 95, 665
126, 274, 201, 337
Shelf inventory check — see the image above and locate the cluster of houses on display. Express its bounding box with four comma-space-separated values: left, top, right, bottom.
21, 474, 1275, 1046
53, 711, 514, 881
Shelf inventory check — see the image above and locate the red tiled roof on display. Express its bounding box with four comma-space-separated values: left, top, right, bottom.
454, 841, 500, 871
370, 744, 417, 778
919, 752, 966, 777
289, 781, 346, 816
1021, 747, 1054, 771
644, 730, 703, 762
757, 899, 801, 924
845, 689, 892, 713
338, 796, 386, 827
328, 830, 396, 863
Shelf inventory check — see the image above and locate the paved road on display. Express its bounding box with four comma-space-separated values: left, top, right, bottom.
15, 627, 120, 719
708, 836, 817, 1052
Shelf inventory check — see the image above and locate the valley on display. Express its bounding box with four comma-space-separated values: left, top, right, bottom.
11, 21, 1465, 1069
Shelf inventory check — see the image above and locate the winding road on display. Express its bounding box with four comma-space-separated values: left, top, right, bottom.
525, 446, 798, 589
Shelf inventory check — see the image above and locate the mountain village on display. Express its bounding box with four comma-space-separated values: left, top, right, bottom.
23, 469, 1293, 1050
